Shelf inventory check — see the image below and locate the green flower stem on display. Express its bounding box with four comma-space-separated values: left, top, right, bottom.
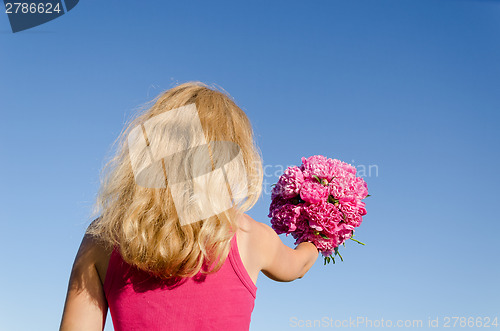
349, 237, 366, 245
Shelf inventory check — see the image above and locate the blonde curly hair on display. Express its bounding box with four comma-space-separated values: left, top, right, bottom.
87, 81, 263, 278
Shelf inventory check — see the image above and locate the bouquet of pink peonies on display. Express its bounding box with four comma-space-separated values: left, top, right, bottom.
268, 155, 369, 264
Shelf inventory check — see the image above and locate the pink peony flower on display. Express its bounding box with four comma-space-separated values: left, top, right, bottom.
339, 197, 366, 227
303, 201, 343, 233
270, 203, 303, 235
292, 226, 340, 257
329, 158, 356, 176
353, 176, 369, 199
268, 195, 288, 218
328, 177, 346, 199
300, 179, 329, 204
336, 222, 355, 244
271, 166, 304, 199
338, 196, 363, 227
301, 155, 335, 181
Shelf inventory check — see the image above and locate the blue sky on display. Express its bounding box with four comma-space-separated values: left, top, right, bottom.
1, 0, 499, 330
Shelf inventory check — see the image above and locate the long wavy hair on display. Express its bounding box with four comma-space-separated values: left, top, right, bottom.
87, 81, 263, 278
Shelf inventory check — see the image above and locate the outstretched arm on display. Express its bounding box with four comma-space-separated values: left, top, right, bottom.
251, 218, 319, 282
60, 234, 108, 331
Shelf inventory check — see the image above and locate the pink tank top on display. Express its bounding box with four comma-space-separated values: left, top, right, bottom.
103, 233, 257, 331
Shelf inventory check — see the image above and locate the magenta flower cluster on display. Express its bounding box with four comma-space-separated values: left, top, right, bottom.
268, 155, 369, 258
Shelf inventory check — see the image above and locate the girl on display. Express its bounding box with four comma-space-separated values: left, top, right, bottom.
60, 82, 319, 331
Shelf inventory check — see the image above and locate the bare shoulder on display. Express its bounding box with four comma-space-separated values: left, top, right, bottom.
73, 231, 113, 286
238, 214, 281, 265
238, 212, 275, 237
234, 213, 275, 284
60, 227, 111, 330
239, 214, 278, 248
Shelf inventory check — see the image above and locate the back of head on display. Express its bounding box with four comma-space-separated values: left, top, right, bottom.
88, 81, 263, 278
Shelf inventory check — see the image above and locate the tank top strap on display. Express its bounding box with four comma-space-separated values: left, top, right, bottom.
103, 246, 123, 295
228, 233, 257, 298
